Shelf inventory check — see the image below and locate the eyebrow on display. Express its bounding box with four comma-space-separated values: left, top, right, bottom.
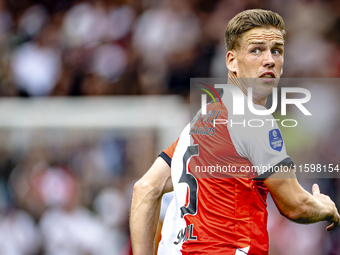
248, 41, 284, 46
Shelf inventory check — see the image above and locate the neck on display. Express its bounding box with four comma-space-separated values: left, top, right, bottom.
227, 72, 266, 106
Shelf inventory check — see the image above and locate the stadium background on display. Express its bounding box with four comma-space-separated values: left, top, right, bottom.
0, 0, 339, 254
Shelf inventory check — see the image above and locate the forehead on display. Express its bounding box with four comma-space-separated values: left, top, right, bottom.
240, 27, 284, 46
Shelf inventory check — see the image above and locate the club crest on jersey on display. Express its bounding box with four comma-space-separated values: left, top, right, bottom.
269, 129, 283, 152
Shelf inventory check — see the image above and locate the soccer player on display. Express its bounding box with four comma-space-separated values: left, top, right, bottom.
130, 9, 340, 255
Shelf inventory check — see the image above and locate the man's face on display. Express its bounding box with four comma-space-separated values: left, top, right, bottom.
227, 26, 284, 95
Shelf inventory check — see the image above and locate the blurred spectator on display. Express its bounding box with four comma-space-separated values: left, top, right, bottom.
10, 152, 50, 219
38, 170, 130, 255
18, 5, 48, 39
11, 23, 61, 97
0, 0, 12, 46
92, 43, 127, 82
133, 0, 200, 94
93, 188, 130, 254
40, 206, 106, 255
107, 5, 135, 41
0, 209, 41, 255
62, 2, 105, 48
283, 1, 336, 77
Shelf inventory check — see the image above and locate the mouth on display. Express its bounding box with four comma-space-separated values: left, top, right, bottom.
259, 72, 276, 79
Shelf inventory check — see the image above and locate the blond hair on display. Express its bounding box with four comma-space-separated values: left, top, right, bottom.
225, 9, 285, 51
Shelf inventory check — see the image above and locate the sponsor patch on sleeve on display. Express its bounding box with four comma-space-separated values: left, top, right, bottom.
269, 129, 283, 152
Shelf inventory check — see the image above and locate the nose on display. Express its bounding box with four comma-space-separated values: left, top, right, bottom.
263, 50, 275, 68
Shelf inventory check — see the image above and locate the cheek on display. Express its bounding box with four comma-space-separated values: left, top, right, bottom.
238, 55, 253, 67
241, 56, 259, 70
236, 54, 260, 75
274, 55, 283, 62
244, 54, 261, 63
274, 58, 283, 68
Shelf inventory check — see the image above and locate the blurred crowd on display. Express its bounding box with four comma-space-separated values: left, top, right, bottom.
0, 0, 340, 98
0, 0, 340, 254
0, 128, 159, 255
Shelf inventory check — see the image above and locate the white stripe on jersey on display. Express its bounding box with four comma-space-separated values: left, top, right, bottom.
158, 124, 191, 255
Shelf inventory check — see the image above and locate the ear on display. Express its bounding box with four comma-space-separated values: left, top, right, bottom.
226, 50, 237, 75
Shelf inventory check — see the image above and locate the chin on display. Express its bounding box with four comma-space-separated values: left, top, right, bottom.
251, 78, 279, 98
258, 77, 279, 87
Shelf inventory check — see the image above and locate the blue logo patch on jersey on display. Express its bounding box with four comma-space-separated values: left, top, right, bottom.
269, 129, 283, 152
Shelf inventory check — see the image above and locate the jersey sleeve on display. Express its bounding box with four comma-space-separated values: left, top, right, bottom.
158, 138, 179, 167
229, 116, 293, 180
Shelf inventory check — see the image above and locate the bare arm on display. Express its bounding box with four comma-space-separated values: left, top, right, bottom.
264, 169, 340, 231
130, 157, 173, 255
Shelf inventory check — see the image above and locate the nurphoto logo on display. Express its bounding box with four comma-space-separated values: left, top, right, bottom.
198, 83, 312, 128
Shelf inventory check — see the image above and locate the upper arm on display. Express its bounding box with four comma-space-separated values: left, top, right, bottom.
135, 137, 179, 196
135, 157, 173, 196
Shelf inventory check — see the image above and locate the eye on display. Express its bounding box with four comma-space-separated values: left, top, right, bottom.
272, 49, 282, 55
251, 48, 261, 54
